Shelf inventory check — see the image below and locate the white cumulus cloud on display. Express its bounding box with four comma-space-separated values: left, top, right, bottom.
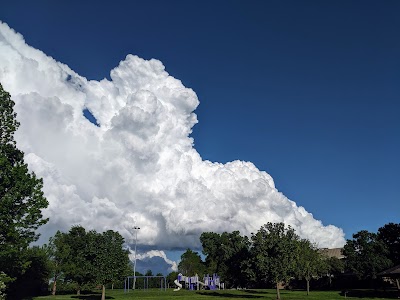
0, 21, 345, 255
132, 250, 178, 273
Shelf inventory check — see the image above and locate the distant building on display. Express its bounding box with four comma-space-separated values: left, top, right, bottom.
319, 248, 345, 259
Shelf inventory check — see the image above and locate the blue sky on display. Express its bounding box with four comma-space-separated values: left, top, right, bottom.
2, 0, 399, 243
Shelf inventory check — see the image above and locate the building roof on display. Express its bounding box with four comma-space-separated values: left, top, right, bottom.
319, 248, 345, 259
378, 264, 400, 277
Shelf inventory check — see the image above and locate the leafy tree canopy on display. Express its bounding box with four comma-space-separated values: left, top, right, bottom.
166, 271, 179, 285
251, 222, 299, 299
48, 226, 93, 295
0, 83, 49, 284
378, 222, 400, 266
200, 231, 251, 288
295, 239, 326, 295
343, 230, 392, 280
86, 229, 130, 300
48, 226, 130, 300
7, 246, 50, 299
178, 249, 205, 277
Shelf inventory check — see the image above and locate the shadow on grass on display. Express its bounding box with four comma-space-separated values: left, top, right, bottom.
71, 295, 114, 300
242, 289, 271, 295
196, 291, 263, 298
340, 289, 399, 299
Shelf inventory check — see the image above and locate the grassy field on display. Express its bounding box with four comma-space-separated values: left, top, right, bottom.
32, 288, 399, 300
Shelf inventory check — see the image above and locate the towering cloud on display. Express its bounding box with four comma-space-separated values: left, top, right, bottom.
0, 21, 345, 257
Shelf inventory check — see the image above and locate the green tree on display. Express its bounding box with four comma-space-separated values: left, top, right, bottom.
295, 239, 325, 295
7, 246, 50, 299
44, 230, 70, 295
378, 223, 400, 266
58, 226, 93, 295
200, 232, 220, 275
87, 230, 130, 300
220, 231, 251, 288
200, 231, 251, 288
343, 230, 392, 280
143, 271, 164, 288
0, 272, 8, 300
166, 271, 179, 287
178, 249, 205, 276
0, 83, 49, 290
251, 222, 299, 300
325, 256, 344, 287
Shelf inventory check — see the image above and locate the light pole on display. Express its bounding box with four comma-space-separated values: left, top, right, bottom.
132, 226, 140, 290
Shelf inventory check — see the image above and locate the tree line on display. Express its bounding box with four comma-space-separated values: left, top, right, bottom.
48, 226, 165, 293
176, 222, 399, 299
176, 223, 331, 299
46, 226, 130, 298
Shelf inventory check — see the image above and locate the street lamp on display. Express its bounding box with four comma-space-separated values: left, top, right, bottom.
132, 226, 140, 290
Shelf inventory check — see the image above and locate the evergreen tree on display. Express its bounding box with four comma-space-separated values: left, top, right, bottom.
0, 83, 49, 286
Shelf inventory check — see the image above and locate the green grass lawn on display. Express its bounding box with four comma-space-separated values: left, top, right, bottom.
31, 288, 399, 300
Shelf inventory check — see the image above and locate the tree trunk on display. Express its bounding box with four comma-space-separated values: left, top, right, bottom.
306, 279, 310, 295
77, 288, 80, 296
112, 282, 114, 290
101, 284, 106, 300
276, 282, 280, 300
51, 277, 57, 296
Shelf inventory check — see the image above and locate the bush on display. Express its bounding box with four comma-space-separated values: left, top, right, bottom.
0, 272, 6, 300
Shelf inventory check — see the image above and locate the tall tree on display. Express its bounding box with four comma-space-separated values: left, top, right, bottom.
62, 226, 93, 295
251, 222, 299, 300
200, 232, 221, 274
87, 230, 130, 300
0, 83, 49, 286
344, 230, 392, 280
45, 230, 71, 295
325, 256, 344, 288
220, 231, 251, 288
7, 246, 50, 299
201, 231, 251, 288
295, 239, 325, 295
378, 223, 400, 266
